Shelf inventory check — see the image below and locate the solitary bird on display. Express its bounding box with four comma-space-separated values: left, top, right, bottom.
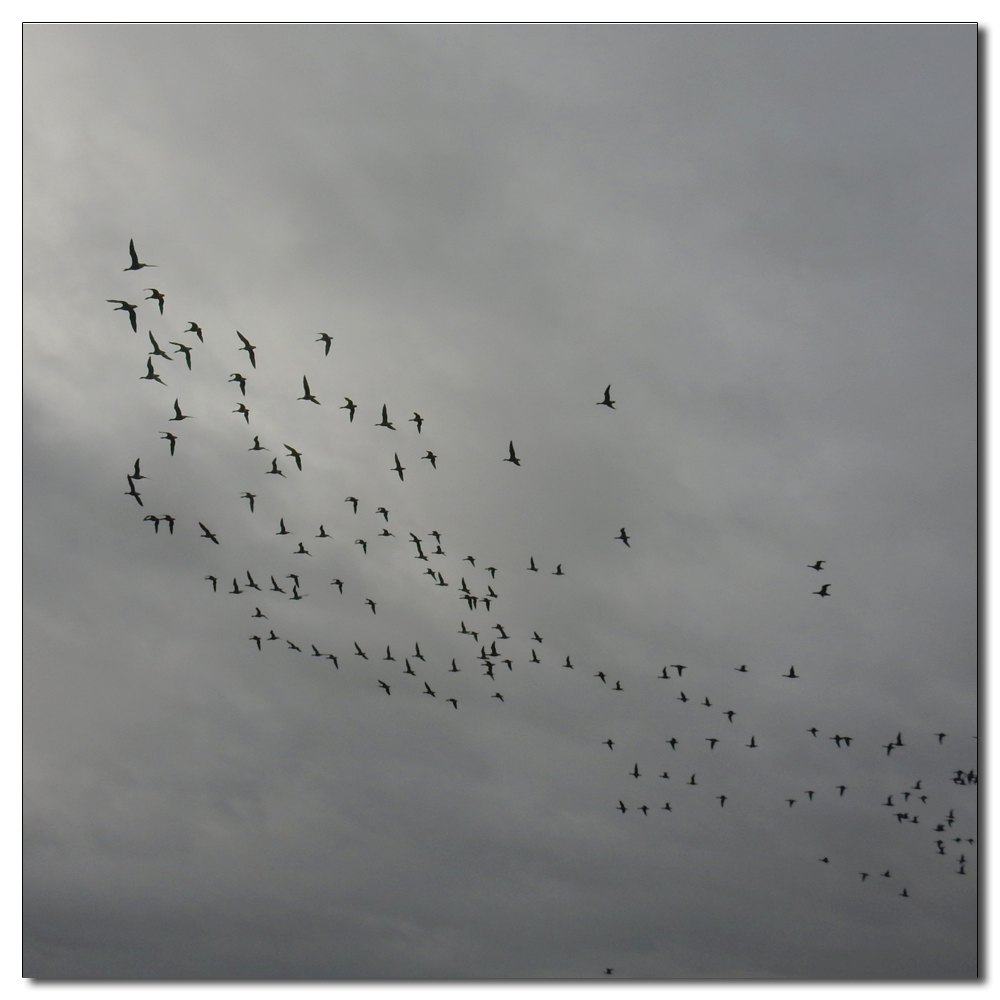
808, 560, 825, 570
617, 528, 630, 547
376, 405, 395, 429
169, 399, 191, 422
597, 385, 615, 408
723, 711, 735, 723
233, 403, 250, 423
316, 332, 333, 355
205, 575, 217, 591
813, 584, 831, 597
284, 445, 303, 471
170, 342, 193, 368
504, 441, 521, 466
446, 698, 458, 709
186, 322, 204, 342
783, 666, 798, 679
410, 412, 423, 433
392, 454, 405, 481
717, 796, 727, 807
341, 398, 357, 422
144, 288, 165, 314
365, 598, 377, 614
553, 564, 564, 576
198, 522, 219, 544
298, 376, 320, 404
527, 557, 538, 572
123, 239, 155, 271
250, 636, 261, 650
107, 299, 138, 331
160, 431, 177, 455
236, 331, 257, 368
141, 357, 166, 385
735, 664, 748, 673
603, 739, 614, 750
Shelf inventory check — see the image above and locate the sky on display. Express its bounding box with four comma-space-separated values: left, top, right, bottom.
22, 24, 978, 981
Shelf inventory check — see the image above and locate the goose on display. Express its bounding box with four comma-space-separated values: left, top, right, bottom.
808, 560, 825, 570
170, 342, 192, 368
144, 288, 165, 314
236, 331, 257, 368
376, 404, 395, 429
316, 332, 333, 355
198, 522, 219, 544
107, 299, 138, 331
186, 322, 204, 342
503, 441, 520, 466
597, 384, 615, 408
123, 239, 155, 271
813, 584, 831, 597
298, 376, 320, 404
410, 412, 423, 433
422, 451, 438, 468
229, 373, 247, 394
341, 398, 357, 422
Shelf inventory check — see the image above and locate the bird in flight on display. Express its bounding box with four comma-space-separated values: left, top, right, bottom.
316, 332, 333, 355
735, 664, 748, 673
616, 528, 630, 547
170, 342, 193, 369
276, 519, 290, 535
666, 738, 678, 750
365, 598, 377, 615
169, 399, 191, 421
808, 560, 825, 570
345, 496, 359, 513
198, 522, 219, 544
378, 680, 391, 696
376, 405, 395, 429
160, 514, 175, 534
229, 373, 247, 395
527, 557, 538, 572
597, 385, 615, 408
410, 412, 423, 433
249, 435, 266, 450
617, 801, 627, 814
141, 357, 166, 385
392, 454, 405, 481
107, 299, 138, 331
422, 451, 438, 468
298, 376, 320, 404
240, 493, 256, 512
553, 564, 564, 576
284, 445, 303, 471
267, 459, 285, 477
160, 431, 177, 455
706, 738, 719, 749
143, 514, 160, 532
783, 666, 798, 678
330, 579, 343, 593
603, 739, 614, 750
270, 577, 285, 593
504, 441, 521, 466
233, 403, 250, 423
341, 398, 357, 422
144, 288, 165, 314
236, 331, 257, 368
446, 698, 458, 709
377, 507, 390, 521
124, 239, 155, 271
630, 763, 640, 779
423, 682, 436, 697
355, 539, 368, 554
185, 322, 204, 343
294, 542, 311, 556
205, 575, 217, 591
813, 584, 831, 597
354, 643, 368, 659
124, 477, 143, 506
746, 736, 758, 748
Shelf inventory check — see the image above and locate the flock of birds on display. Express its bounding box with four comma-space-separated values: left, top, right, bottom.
110, 240, 976, 968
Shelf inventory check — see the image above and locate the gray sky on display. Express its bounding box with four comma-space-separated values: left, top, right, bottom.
23, 24, 977, 980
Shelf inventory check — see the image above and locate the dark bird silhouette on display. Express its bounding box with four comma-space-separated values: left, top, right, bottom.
378, 680, 391, 696
662, 803, 672, 811
486, 566, 497, 578
147, 331, 171, 360
617, 801, 627, 814
107, 299, 138, 331
860, 872, 869, 882
672, 665, 687, 676
330, 579, 343, 593
294, 542, 311, 556
143, 514, 160, 532
298, 376, 320, 404
422, 451, 438, 468
403, 659, 415, 675
806, 790, 815, 800
365, 598, 377, 614
830, 735, 843, 747
186, 321, 204, 343
376, 404, 395, 429
249, 435, 267, 450
270, 576, 286, 593
688, 774, 697, 785
316, 332, 333, 355
504, 441, 521, 466
446, 698, 458, 709
597, 385, 615, 408
410, 412, 423, 433
354, 643, 368, 659
723, 711, 735, 723
677, 692, 688, 703
392, 453, 405, 481
284, 445, 303, 471
125, 477, 143, 506
638, 804, 648, 815
250, 635, 261, 650
820, 857, 829, 864
355, 539, 367, 554
316, 525, 330, 538
170, 342, 192, 368
267, 631, 280, 641
236, 331, 257, 368
530, 649, 540, 663
837, 785, 847, 796
595, 671, 606, 683
706, 738, 719, 749
808, 560, 825, 570
160, 514, 175, 534
205, 575, 217, 591
813, 584, 831, 597
787, 799, 796, 807
630, 763, 640, 779
735, 664, 748, 673
413, 644, 425, 661
245, 572, 261, 590
144, 288, 165, 314
141, 357, 166, 385
553, 564, 564, 576
783, 666, 798, 679
275, 519, 290, 536
613, 681, 623, 691
900, 888, 909, 897
233, 403, 250, 423
423, 682, 436, 697
527, 557, 538, 572
666, 738, 678, 750
702, 697, 712, 707
492, 692, 504, 703
345, 496, 359, 513
808, 728, 818, 737
267, 459, 285, 477
936, 733, 947, 743
883, 743, 896, 756
341, 398, 357, 421
746, 736, 758, 748
286, 640, 301, 652
229, 373, 247, 395
717, 796, 727, 807
169, 399, 191, 421
603, 739, 614, 750
616, 528, 630, 547
239, 493, 255, 512
198, 522, 219, 544
123, 239, 155, 271
311, 645, 323, 657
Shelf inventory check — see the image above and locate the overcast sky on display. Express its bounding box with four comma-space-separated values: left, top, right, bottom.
23, 24, 977, 981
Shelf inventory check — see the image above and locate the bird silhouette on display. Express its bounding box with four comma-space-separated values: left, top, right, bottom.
198, 522, 219, 544
330, 579, 343, 593
783, 666, 798, 678
378, 680, 391, 696
236, 331, 257, 368
123, 239, 155, 271
144, 288, 165, 314
422, 451, 438, 468
365, 598, 377, 614
410, 412, 423, 433
185, 322, 204, 342
553, 564, 564, 576
267, 459, 285, 477
141, 357, 166, 385
813, 584, 831, 597
808, 560, 825, 570
630, 763, 640, 778
249, 435, 267, 450
616, 528, 630, 547
355, 539, 367, 554
316, 333, 332, 355
376, 404, 395, 429
597, 385, 615, 408
284, 445, 303, 471
124, 478, 143, 505
160, 431, 177, 455
170, 342, 192, 368
527, 557, 538, 572
341, 398, 357, 421
233, 403, 250, 423
298, 376, 320, 404
147, 331, 172, 360
205, 575, 217, 591
504, 441, 521, 466
392, 453, 405, 481
107, 299, 138, 331
169, 399, 191, 421
353, 643, 368, 659
276, 519, 290, 535
423, 682, 436, 697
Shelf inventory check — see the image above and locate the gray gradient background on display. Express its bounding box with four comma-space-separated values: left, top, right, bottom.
23, 24, 977, 979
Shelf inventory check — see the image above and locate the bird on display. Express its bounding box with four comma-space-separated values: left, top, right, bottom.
813, 584, 831, 597
492, 693, 504, 703
298, 376, 320, 404
355, 539, 367, 554
820, 858, 829, 864
836, 785, 847, 796
616, 528, 630, 547
245, 572, 261, 590
233, 403, 250, 423
170, 342, 192, 368
603, 739, 614, 750
422, 451, 438, 468
239, 493, 255, 512
270, 577, 286, 593
723, 711, 735, 723
353, 643, 368, 659
677, 692, 688, 703
249, 435, 267, 450
107, 299, 138, 331
311, 645, 323, 657
595, 671, 606, 683
123, 239, 155, 271
808, 728, 818, 737
530, 649, 540, 663
783, 666, 798, 678
735, 664, 748, 673
143, 514, 160, 532
341, 398, 357, 421
198, 522, 219, 544
504, 441, 521, 466
378, 680, 391, 696
294, 543, 311, 556
160, 433, 177, 455
900, 889, 909, 897
286, 640, 301, 652
141, 357, 166, 385
666, 738, 678, 750
267, 459, 285, 477
250, 636, 261, 650
613, 681, 623, 691
147, 330, 171, 361
376, 507, 390, 522
229, 373, 247, 395
746, 736, 758, 748
553, 564, 564, 576
284, 445, 303, 471
205, 575, 217, 591
365, 598, 377, 614
144, 288, 165, 314
702, 697, 712, 707
160, 514, 174, 534
662, 803, 672, 812
185, 322, 204, 342
717, 796, 727, 807
830, 735, 843, 747
423, 682, 436, 697
413, 644, 425, 661
808, 560, 825, 570
330, 579, 343, 593
316, 332, 333, 355
883, 743, 896, 756
630, 763, 640, 779
124, 478, 143, 505
706, 738, 719, 749
345, 496, 359, 513
597, 385, 615, 408
936, 733, 947, 743
672, 665, 687, 676
617, 801, 627, 814
392, 454, 405, 481
446, 698, 458, 709
527, 557, 538, 572
236, 331, 257, 368
860, 872, 869, 882
316, 525, 330, 538
410, 412, 423, 433
805, 790, 815, 800
169, 399, 191, 421
376, 405, 395, 429
688, 774, 697, 785
787, 799, 796, 808
638, 804, 648, 815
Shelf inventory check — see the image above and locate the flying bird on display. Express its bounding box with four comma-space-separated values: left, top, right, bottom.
376, 405, 395, 429
527, 557, 538, 572
141, 357, 166, 385
123, 239, 155, 271
107, 299, 138, 331
144, 288, 165, 314
392, 454, 406, 481
298, 376, 320, 404
330, 579, 343, 593
783, 666, 798, 678
355, 539, 367, 554
249, 435, 267, 450
294, 542, 311, 556
422, 451, 438, 468
186, 321, 204, 342
423, 682, 436, 697
170, 342, 193, 368
205, 575, 217, 591
553, 564, 564, 576
198, 522, 219, 544
617, 801, 627, 814
354, 643, 368, 659
597, 385, 615, 408
143, 514, 160, 532
808, 560, 825, 570
284, 445, 303, 471
316, 332, 333, 355
270, 577, 286, 593
236, 331, 257, 368
267, 459, 285, 477
147, 330, 172, 361
813, 584, 831, 597
630, 763, 640, 779
124, 477, 143, 505
345, 496, 359, 513
616, 528, 630, 547
229, 373, 247, 395
169, 399, 191, 421
378, 680, 391, 696
240, 493, 255, 512
410, 412, 423, 433
233, 403, 250, 423
160, 431, 177, 454
341, 398, 357, 421
504, 441, 521, 466
365, 598, 377, 614
160, 514, 174, 534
